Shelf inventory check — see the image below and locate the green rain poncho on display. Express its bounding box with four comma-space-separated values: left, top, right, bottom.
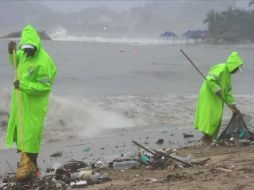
194, 52, 243, 138
5, 25, 57, 153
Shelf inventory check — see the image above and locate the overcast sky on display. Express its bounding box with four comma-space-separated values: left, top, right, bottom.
40, 0, 250, 13
41, 0, 146, 12
0, 0, 252, 36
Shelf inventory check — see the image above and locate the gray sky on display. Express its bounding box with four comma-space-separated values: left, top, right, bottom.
41, 0, 147, 12
0, 0, 252, 36
40, 0, 250, 13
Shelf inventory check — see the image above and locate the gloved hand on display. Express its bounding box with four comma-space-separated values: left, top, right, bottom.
215, 90, 222, 97
230, 104, 240, 114
8, 41, 16, 54
13, 80, 20, 89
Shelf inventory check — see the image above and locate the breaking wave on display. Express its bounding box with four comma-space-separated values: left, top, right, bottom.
1, 89, 253, 147
50, 27, 193, 45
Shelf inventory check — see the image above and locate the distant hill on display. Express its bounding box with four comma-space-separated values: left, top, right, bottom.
0, 31, 51, 40
0, 1, 238, 37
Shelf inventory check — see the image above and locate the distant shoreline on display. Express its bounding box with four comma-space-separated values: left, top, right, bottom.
0, 31, 51, 40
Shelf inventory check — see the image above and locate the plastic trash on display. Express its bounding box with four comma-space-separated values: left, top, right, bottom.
239, 130, 247, 139
70, 180, 87, 187
121, 151, 136, 159
0, 179, 7, 189
218, 114, 254, 140
91, 172, 101, 182
170, 153, 193, 165
94, 161, 108, 169
74, 170, 104, 184
237, 139, 251, 146
113, 160, 140, 170
78, 170, 92, 181
95, 161, 103, 167
62, 160, 87, 172
70, 172, 80, 180
52, 162, 63, 171
83, 147, 90, 152
140, 153, 150, 165
47, 162, 64, 175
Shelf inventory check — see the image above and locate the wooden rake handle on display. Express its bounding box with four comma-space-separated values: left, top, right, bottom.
12, 49, 24, 152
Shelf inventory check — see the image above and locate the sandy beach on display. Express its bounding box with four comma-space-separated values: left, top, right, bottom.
2, 134, 254, 189
75, 144, 254, 190
1, 95, 253, 175
1, 95, 254, 189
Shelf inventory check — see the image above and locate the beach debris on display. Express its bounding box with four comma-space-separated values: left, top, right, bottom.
239, 130, 247, 139
236, 139, 252, 146
46, 162, 63, 174
76, 170, 111, 184
70, 180, 87, 188
93, 161, 108, 169
218, 113, 254, 141
144, 178, 157, 183
0, 158, 111, 190
183, 133, 194, 138
61, 160, 87, 172
3, 136, 254, 189
55, 168, 71, 183
50, 151, 63, 157
162, 147, 175, 154
156, 138, 164, 145
52, 162, 63, 170
132, 140, 192, 168
139, 153, 150, 165
77, 170, 92, 181
154, 150, 193, 167
112, 160, 140, 170
168, 153, 193, 166
0, 177, 7, 189
83, 147, 90, 152
217, 138, 253, 147
0, 174, 69, 190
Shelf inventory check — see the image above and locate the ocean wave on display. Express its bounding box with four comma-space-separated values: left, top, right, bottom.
50, 27, 194, 45
1, 90, 253, 147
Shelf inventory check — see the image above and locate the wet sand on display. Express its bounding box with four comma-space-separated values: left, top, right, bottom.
0, 95, 253, 189
2, 137, 254, 190
76, 144, 254, 190
0, 124, 200, 176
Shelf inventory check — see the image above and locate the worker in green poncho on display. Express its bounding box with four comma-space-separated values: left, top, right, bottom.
194, 51, 243, 145
5, 25, 57, 179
